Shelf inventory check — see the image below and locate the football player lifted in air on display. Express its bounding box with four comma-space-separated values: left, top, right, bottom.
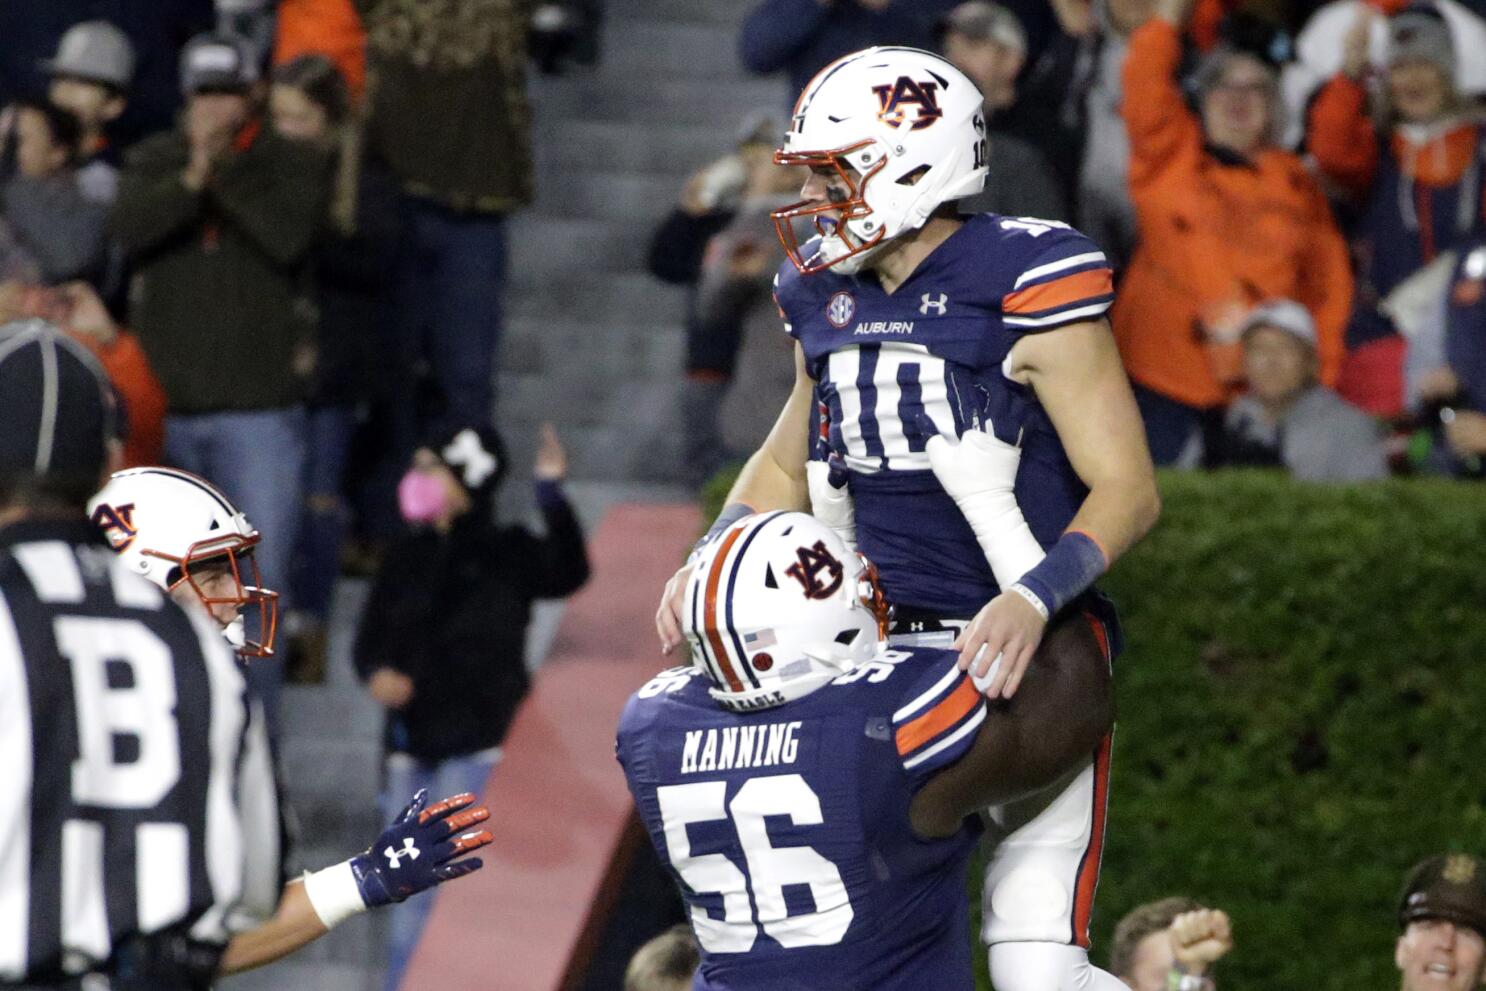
88, 466, 493, 977
625, 512, 1122, 990
655, 47, 1159, 990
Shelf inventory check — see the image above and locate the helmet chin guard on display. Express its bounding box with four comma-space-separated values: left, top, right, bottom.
165, 532, 279, 658
770, 46, 989, 276
684, 511, 892, 713
772, 141, 891, 276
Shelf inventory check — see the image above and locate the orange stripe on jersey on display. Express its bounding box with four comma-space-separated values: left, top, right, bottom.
703, 525, 748, 694
895, 676, 980, 756
1002, 268, 1113, 316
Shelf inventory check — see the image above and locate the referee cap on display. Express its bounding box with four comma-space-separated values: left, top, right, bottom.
0, 319, 117, 481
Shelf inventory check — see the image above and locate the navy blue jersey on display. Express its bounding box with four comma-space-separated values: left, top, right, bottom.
617, 648, 987, 991
775, 214, 1115, 616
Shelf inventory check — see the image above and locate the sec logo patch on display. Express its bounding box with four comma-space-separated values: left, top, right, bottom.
827, 291, 855, 328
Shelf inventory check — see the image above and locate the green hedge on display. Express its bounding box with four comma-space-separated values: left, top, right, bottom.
702, 468, 1486, 987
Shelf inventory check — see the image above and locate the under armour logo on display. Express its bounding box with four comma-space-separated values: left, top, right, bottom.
910, 621, 925, 632
384, 837, 420, 869
442, 429, 499, 489
784, 541, 845, 600
919, 292, 948, 316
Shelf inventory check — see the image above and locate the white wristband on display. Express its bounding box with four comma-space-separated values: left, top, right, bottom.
1008, 581, 1051, 622
302, 860, 367, 929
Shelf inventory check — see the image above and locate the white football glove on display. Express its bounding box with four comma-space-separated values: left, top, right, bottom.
806, 456, 856, 551
925, 425, 1044, 589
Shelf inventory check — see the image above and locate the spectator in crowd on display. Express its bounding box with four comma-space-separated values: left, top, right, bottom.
1207, 300, 1388, 480
1111, 897, 1234, 991
42, 20, 135, 205
273, 0, 368, 100
354, 423, 589, 990
1067, 0, 1154, 269
0, 280, 165, 467
625, 925, 700, 991
0, 7, 217, 150
1308, 3, 1484, 418
1406, 241, 1486, 476
1290, 0, 1486, 123
217, 0, 278, 67
362, 0, 534, 438
0, 99, 109, 285
739, 0, 959, 99
110, 29, 331, 726
1394, 854, 1486, 991
939, 1, 1069, 221
267, 52, 404, 681
649, 115, 792, 486
1112, 0, 1353, 465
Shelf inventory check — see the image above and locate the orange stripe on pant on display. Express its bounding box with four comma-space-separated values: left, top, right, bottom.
1002, 267, 1113, 316
703, 525, 748, 693
1071, 609, 1114, 948
895, 677, 979, 756
1071, 732, 1112, 948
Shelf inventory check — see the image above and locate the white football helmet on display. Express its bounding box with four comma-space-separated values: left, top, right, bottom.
87, 467, 278, 657
772, 46, 988, 275
683, 512, 891, 713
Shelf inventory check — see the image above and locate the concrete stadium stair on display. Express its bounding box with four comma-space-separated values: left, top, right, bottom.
502, 0, 786, 486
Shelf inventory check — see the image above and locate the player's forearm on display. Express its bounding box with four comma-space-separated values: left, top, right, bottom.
216, 881, 328, 976
724, 444, 809, 515
717, 349, 814, 519
1064, 471, 1161, 567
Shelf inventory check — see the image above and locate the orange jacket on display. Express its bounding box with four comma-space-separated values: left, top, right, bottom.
77, 330, 166, 468
1112, 19, 1353, 409
273, 0, 367, 101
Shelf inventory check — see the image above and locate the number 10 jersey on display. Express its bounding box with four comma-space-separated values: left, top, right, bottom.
617, 647, 987, 990
775, 214, 1116, 617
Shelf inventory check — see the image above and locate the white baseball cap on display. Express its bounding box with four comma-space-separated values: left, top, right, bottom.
1239, 299, 1317, 349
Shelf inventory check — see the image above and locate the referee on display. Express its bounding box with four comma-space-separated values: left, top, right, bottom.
0, 321, 493, 990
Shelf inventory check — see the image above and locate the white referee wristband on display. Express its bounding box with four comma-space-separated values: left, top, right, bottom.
302, 860, 367, 930
1008, 581, 1051, 622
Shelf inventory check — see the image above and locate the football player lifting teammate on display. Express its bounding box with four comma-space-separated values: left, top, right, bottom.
625, 513, 1127, 990
655, 46, 1159, 990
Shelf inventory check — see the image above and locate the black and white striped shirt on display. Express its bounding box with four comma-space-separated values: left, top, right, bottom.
0, 519, 278, 983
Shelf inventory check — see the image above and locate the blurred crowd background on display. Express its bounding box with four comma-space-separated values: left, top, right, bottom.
3, 0, 1485, 987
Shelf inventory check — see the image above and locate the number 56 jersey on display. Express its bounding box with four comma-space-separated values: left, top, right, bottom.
616, 647, 988, 991
776, 215, 1116, 617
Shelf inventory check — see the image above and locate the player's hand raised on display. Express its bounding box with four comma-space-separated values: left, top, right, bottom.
953, 590, 1047, 699
657, 564, 693, 655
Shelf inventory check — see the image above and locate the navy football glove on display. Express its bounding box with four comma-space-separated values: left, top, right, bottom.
351, 790, 493, 907
302, 789, 493, 928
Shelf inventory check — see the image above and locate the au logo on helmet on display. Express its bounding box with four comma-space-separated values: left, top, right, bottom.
89, 502, 137, 552
872, 75, 944, 130
785, 541, 845, 600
